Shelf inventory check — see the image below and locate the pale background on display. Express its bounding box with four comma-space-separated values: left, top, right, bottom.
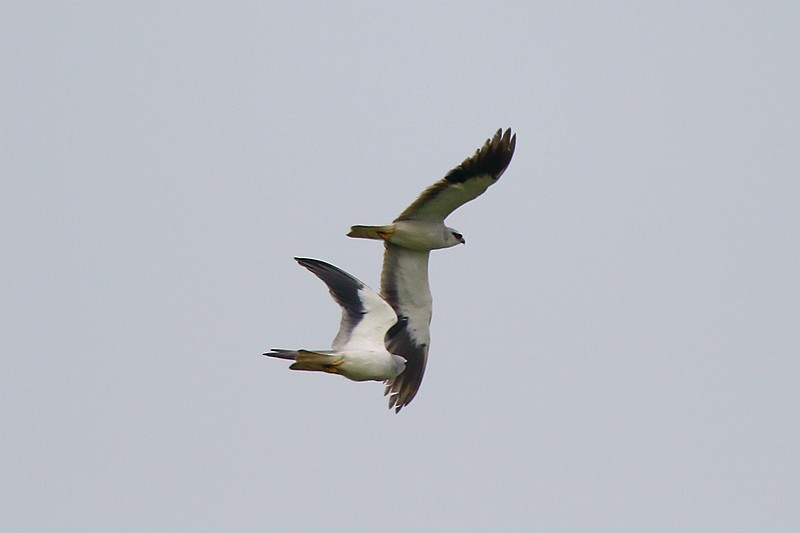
2, 2, 798, 531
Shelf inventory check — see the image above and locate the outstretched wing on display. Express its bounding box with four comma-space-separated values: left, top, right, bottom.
394, 128, 516, 223
379, 243, 432, 412
295, 257, 398, 353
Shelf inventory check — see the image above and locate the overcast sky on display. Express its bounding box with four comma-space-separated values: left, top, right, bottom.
2, 2, 798, 531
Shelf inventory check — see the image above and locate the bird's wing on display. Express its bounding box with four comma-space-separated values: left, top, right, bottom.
380, 243, 432, 412
394, 128, 516, 223
295, 257, 398, 353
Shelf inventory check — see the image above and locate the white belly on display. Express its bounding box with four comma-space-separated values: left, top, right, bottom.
339, 351, 406, 381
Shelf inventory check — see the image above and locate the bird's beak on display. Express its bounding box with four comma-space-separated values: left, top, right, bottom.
460, 237, 466, 245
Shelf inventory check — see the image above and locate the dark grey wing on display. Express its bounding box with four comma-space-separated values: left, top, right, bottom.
380, 243, 432, 412
295, 257, 397, 352
394, 128, 517, 223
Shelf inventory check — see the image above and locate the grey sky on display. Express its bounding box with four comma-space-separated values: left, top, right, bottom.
2, 2, 798, 531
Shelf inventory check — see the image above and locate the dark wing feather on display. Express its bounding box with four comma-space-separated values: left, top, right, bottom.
394, 128, 516, 223
294, 257, 365, 350
384, 328, 427, 413
380, 243, 432, 412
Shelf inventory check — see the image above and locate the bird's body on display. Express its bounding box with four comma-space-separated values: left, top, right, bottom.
264, 258, 406, 383
349, 219, 463, 251
348, 128, 517, 411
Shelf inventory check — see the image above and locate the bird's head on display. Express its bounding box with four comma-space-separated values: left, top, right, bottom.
390, 354, 408, 378
446, 227, 466, 247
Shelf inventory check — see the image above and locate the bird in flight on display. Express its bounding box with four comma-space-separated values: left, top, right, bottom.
348, 128, 516, 411
264, 257, 407, 383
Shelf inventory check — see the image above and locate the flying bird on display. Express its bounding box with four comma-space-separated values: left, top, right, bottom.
348, 128, 516, 411
264, 257, 407, 383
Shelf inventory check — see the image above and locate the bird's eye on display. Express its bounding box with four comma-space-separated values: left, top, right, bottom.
452, 232, 463, 241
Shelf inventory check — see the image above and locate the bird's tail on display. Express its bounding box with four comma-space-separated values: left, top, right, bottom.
263, 348, 300, 360
347, 224, 396, 240
290, 350, 344, 373
263, 349, 343, 373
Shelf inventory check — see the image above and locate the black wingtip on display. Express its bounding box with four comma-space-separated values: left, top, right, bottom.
292, 257, 367, 321
444, 128, 516, 184
294, 256, 317, 267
